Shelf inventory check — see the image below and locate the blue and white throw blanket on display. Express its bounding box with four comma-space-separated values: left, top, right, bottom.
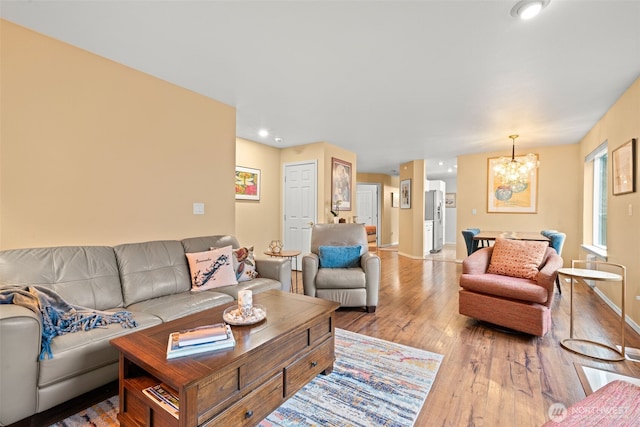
0, 285, 137, 359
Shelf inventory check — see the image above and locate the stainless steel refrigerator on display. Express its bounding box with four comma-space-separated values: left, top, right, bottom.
425, 190, 444, 253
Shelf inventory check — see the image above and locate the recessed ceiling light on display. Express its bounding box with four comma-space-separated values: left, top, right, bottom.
438, 161, 444, 166
258, 129, 269, 138
510, 0, 550, 20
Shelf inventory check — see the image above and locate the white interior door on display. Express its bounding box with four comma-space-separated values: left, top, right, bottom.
283, 161, 317, 269
356, 184, 379, 244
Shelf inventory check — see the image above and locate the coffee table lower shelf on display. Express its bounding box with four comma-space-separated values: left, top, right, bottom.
111, 290, 340, 427
118, 338, 333, 427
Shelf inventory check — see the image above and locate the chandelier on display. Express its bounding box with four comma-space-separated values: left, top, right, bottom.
493, 135, 539, 191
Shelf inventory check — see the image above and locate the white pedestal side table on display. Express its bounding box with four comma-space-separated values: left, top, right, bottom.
558, 260, 626, 362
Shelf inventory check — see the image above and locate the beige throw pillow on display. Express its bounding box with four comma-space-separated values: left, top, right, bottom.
487, 238, 548, 280
186, 246, 238, 291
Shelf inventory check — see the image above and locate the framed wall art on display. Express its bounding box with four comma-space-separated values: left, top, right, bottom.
612, 138, 636, 195
487, 155, 538, 213
331, 157, 352, 210
400, 179, 411, 209
235, 166, 261, 200
445, 193, 456, 208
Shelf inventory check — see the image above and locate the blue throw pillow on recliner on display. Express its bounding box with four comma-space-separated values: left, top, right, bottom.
318, 245, 362, 268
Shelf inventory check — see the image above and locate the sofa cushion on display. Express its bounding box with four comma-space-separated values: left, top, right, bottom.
186, 246, 238, 291
181, 235, 240, 253
0, 246, 124, 310
459, 273, 549, 304
125, 290, 234, 322
487, 238, 548, 280
212, 278, 282, 299
38, 310, 161, 388
318, 245, 362, 268
114, 240, 191, 307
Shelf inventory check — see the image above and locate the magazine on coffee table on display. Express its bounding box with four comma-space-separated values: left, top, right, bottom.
167, 324, 235, 359
142, 384, 179, 419
177, 322, 229, 347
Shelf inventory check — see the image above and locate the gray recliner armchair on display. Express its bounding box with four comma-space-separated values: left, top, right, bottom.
302, 223, 380, 313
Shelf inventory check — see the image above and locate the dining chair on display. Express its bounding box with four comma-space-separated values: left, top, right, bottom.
546, 232, 566, 293
461, 228, 489, 256
461, 229, 479, 256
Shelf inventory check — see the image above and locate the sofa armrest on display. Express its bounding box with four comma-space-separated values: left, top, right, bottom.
361, 252, 381, 307
462, 247, 493, 274
0, 305, 41, 426
255, 258, 291, 292
302, 253, 320, 297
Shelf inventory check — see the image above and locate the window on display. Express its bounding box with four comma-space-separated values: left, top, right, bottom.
588, 142, 608, 249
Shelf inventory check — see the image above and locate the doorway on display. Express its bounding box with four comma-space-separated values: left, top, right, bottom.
356, 183, 380, 246
283, 161, 317, 269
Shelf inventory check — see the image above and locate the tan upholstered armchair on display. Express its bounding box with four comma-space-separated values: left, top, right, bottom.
458, 239, 563, 336
302, 223, 380, 313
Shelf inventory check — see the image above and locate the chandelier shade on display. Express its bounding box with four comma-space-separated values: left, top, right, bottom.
493, 135, 539, 190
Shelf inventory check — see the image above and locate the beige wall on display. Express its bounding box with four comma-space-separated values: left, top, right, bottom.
578, 77, 640, 326
281, 142, 357, 224
456, 144, 581, 262
0, 20, 236, 249
398, 160, 425, 258
235, 138, 281, 252
356, 173, 399, 246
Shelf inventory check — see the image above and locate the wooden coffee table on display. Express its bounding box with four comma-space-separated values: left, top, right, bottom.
110, 290, 340, 427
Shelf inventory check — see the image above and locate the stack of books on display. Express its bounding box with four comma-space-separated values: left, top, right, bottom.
166, 323, 235, 359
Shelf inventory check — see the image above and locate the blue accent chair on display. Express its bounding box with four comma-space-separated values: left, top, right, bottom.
462, 228, 481, 256
546, 231, 566, 293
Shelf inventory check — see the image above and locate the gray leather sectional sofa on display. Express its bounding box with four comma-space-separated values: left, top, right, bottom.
0, 235, 291, 426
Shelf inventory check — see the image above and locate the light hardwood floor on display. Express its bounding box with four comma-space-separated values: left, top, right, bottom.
318, 245, 640, 426
16, 246, 640, 427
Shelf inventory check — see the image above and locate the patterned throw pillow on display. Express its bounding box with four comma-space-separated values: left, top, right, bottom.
186, 246, 238, 291
233, 246, 259, 282
210, 246, 259, 282
487, 238, 548, 280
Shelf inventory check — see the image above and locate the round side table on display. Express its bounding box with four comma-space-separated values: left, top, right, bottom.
558, 262, 626, 362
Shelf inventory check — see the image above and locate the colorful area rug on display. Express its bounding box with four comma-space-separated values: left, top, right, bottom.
51, 328, 442, 427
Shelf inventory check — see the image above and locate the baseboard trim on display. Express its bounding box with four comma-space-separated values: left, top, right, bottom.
592, 287, 640, 336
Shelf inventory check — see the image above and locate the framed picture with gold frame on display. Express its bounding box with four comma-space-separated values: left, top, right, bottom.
487, 155, 538, 213
612, 138, 636, 196
331, 158, 352, 210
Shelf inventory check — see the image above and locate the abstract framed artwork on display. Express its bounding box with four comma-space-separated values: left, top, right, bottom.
400, 179, 411, 209
487, 155, 538, 213
612, 138, 636, 196
331, 157, 352, 210
235, 166, 261, 200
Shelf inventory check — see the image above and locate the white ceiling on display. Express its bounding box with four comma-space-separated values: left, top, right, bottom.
2, 0, 639, 179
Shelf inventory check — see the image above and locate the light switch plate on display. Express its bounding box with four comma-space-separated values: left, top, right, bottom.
193, 203, 205, 215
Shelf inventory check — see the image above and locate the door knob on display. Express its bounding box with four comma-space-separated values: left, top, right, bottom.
308, 221, 315, 226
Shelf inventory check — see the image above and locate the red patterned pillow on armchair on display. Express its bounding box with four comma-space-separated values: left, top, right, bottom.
487, 238, 548, 280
